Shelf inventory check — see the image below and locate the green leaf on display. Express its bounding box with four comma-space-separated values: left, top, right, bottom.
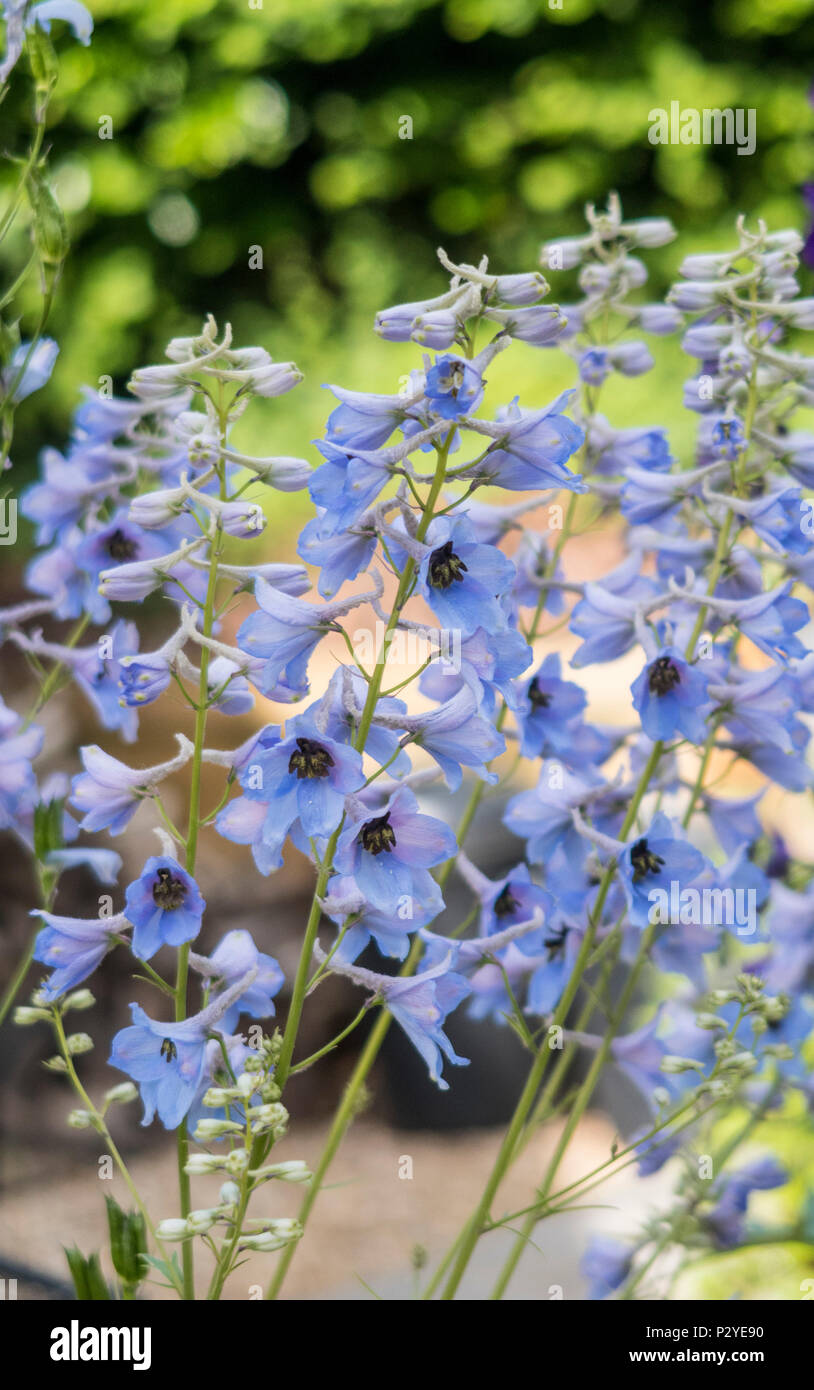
33, 796, 65, 862
64, 1246, 110, 1300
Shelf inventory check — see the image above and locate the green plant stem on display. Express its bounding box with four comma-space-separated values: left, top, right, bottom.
437, 738, 663, 1301
51, 1007, 179, 1291
20, 612, 92, 730
175, 507, 224, 1301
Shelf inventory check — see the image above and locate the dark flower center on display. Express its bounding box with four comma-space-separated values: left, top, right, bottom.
630, 837, 666, 884
528, 677, 552, 709
107, 528, 138, 561
648, 655, 681, 696
152, 867, 187, 911
494, 884, 520, 918
428, 540, 468, 590
288, 737, 334, 780
160, 1038, 177, 1064
360, 812, 396, 855
544, 924, 566, 955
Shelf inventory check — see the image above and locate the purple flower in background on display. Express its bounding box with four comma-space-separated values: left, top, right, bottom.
0, 699, 43, 831
581, 1236, 634, 1300
705, 1159, 786, 1249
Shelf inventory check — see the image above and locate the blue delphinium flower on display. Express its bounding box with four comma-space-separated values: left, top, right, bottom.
1, 338, 58, 402
617, 811, 708, 929
313, 943, 470, 1090
124, 856, 205, 960
70, 741, 191, 834
109, 972, 253, 1129
190, 929, 284, 1032
389, 685, 505, 790
569, 554, 661, 667
503, 764, 602, 867
424, 354, 484, 418
325, 872, 444, 963
414, 514, 515, 637
460, 393, 585, 491
630, 645, 711, 743
235, 713, 365, 868
334, 785, 457, 914
33, 909, 128, 1000
516, 653, 588, 757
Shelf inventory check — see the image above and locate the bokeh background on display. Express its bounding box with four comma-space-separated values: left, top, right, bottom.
1, 0, 814, 1300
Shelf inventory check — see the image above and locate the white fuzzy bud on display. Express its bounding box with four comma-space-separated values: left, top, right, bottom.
64, 989, 96, 1012
156, 1219, 191, 1240
104, 1082, 138, 1105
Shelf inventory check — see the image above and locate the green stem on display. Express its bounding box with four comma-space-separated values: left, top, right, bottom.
175, 507, 224, 1300
20, 612, 91, 731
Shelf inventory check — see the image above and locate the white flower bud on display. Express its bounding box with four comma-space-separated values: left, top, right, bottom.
694, 1013, 728, 1031
238, 1220, 301, 1252
193, 1118, 245, 1141
187, 1208, 219, 1233
156, 1219, 191, 1240
104, 1082, 138, 1106
184, 1153, 227, 1176
660, 1055, 704, 1074
219, 1181, 241, 1206
67, 1109, 94, 1129
250, 1160, 312, 1183
225, 1148, 251, 1175
14, 1006, 50, 1025
65, 1032, 94, 1055
64, 989, 96, 1012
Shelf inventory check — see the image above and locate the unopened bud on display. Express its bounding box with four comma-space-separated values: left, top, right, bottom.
660, 1055, 704, 1074
64, 989, 95, 1012
694, 1013, 727, 1031
156, 1219, 191, 1240
67, 1109, 94, 1129
104, 1082, 138, 1106
184, 1153, 226, 1176
15, 1005, 49, 1025
187, 1208, 219, 1233
193, 1118, 244, 1141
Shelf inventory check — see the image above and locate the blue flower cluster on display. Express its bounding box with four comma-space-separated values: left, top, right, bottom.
4, 196, 814, 1298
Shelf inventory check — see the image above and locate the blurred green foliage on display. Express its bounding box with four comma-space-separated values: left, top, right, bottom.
1, 0, 814, 540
